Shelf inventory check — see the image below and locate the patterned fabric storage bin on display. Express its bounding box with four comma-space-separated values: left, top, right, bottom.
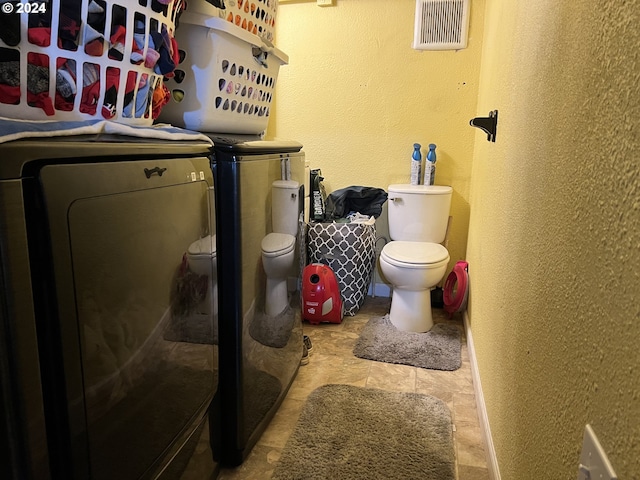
158, 12, 287, 134
0, 0, 184, 125
307, 222, 377, 316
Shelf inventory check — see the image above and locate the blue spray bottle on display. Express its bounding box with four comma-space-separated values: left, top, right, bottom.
423, 143, 437, 185
410, 143, 422, 185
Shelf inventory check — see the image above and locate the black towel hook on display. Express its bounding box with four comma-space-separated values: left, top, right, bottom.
470, 110, 498, 142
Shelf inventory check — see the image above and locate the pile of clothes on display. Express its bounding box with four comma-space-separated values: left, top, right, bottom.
0, 0, 184, 119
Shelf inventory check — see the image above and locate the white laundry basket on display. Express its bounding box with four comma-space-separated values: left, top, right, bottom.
187, 0, 278, 43
159, 12, 287, 134
0, 0, 184, 125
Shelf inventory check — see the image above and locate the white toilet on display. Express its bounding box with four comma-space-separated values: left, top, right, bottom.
186, 234, 218, 317
380, 184, 452, 332
186, 187, 217, 317
261, 180, 300, 317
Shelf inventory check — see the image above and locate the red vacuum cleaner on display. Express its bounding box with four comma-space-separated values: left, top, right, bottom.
302, 263, 344, 324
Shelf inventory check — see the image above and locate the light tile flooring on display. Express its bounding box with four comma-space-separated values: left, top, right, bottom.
218, 296, 489, 480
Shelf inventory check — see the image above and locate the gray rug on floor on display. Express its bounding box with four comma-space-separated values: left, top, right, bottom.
271, 384, 455, 480
353, 314, 461, 371
249, 305, 295, 348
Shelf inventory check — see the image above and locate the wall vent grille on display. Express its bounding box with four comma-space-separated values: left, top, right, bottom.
412, 0, 470, 51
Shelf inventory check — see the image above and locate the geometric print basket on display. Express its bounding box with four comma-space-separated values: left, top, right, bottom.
307, 221, 376, 316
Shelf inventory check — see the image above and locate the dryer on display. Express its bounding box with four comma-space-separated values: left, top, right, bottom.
0, 136, 219, 480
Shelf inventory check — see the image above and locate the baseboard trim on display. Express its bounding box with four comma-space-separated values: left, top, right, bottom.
367, 282, 391, 298
463, 310, 501, 480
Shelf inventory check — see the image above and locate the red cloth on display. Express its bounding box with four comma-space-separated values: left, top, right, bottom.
84, 38, 104, 57
26, 53, 55, 115
27, 52, 48, 67
108, 25, 126, 60
101, 67, 120, 119
0, 84, 21, 105
54, 58, 76, 111
57, 15, 81, 50
28, 27, 51, 47
80, 85, 99, 114
27, 91, 55, 115
55, 92, 74, 111
80, 78, 100, 115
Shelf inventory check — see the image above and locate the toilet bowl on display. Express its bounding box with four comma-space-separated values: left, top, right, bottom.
381, 184, 453, 332
186, 234, 218, 317
261, 232, 295, 317
380, 241, 449, 332
261, 179, 300, 317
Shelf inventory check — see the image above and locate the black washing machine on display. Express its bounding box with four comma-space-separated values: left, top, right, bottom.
209, 135, 305, 466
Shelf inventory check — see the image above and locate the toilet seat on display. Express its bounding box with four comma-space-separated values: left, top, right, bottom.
188, 234, 217, 258
381, 241, 448, 269
261, 232, 295, 257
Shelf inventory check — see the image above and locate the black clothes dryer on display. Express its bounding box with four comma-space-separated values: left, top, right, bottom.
0, 135, 218, 480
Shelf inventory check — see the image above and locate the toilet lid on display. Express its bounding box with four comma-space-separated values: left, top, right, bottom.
261, 232, 295, 257
187, 234, 217, 257
381, 241, 449, 267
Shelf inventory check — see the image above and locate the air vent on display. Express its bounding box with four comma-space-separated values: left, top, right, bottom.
412, 0, 470, 51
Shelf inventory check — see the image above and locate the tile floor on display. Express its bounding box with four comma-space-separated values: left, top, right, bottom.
218, 296, 489, 480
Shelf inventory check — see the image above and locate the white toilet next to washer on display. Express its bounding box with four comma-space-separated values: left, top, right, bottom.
186, 186, 218, 317
186, 234, 218, 317
261, 180, 300, 317
380, 184, 452, 332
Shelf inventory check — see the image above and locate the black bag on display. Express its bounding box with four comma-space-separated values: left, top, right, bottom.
310, 169, 327, 222
325, 186, 388, 220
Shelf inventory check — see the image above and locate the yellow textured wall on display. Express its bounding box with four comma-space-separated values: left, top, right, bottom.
467, 1, 640, 478
272, 0, 485, 274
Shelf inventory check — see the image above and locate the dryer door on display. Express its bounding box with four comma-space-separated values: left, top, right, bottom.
39, 157, 218, 480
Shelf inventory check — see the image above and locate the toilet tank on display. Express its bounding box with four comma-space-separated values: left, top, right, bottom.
387, 184, 452, 242
272, 180, 300, 236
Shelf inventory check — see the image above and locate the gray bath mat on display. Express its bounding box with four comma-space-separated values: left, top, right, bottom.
271, 384, 455, 480
249, 305, 295, 348
353, 314, 461, 371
